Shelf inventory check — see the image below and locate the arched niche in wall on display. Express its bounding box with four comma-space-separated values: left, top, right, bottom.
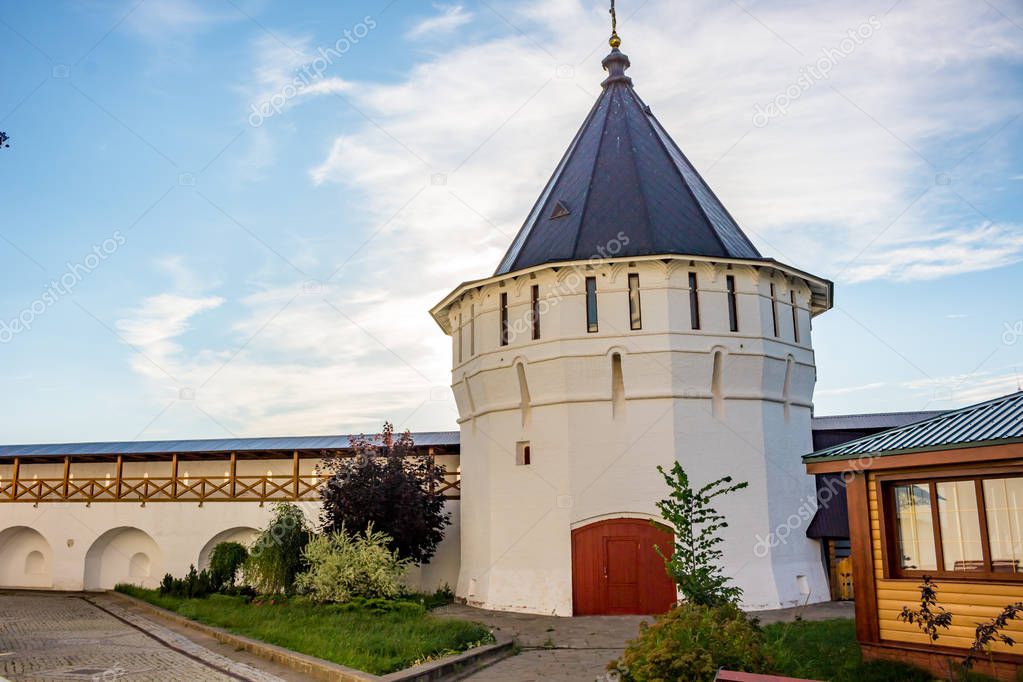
515, 359, 532, 428
84, 526, 163, 591
710, 347, 727, 418
607, 348, 627, 419
0, 526, 53, 589
782, 354, 796, 422
197, 526, 260, 571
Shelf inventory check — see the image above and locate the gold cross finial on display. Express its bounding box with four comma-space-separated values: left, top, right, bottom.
609, 0, 621, 49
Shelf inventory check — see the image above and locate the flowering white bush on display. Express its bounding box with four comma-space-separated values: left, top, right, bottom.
296, 525, 411, 603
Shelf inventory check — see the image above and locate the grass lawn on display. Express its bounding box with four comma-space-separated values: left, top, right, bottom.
764, 618, 997, 682
115, 586, 493, 675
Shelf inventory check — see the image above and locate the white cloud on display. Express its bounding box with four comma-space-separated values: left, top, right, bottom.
116, 293, 224, 376
406, 4, 473, 40
119, 0, 1023, 436
816, 382, 886, 397
125, 0, 237, 38
903, 367, 1023, 407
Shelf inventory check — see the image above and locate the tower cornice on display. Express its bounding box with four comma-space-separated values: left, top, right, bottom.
430, 254, 833, 335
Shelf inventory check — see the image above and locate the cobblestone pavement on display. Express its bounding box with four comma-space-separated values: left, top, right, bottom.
438, 600, 855, 681
0, 591, 287, 682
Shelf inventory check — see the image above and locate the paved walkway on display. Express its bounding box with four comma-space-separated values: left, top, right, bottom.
0, 591, 299, 682
438, 600, 855, 681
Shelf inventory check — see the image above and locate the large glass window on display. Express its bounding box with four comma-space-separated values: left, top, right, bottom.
984, 477, 1023, 574
886, 474, 1023, 579
894, 483, 938, 571
937, 480, 983, 572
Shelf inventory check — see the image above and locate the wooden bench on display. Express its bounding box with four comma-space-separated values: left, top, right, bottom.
715, 671, 820, 681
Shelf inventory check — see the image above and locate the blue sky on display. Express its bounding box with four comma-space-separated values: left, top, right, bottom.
1, 0, 1022, 444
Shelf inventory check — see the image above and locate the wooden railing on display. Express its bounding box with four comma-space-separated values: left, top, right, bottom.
0, 455, 461, 505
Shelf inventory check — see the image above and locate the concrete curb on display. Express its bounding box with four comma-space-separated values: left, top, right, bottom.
105, 591, 514, 682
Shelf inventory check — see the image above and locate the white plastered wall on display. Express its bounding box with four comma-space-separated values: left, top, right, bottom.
441, 258, 829, 615
0, 459, 461, 594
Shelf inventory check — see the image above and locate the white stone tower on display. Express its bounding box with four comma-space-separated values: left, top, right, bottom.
430, 22, 833, 616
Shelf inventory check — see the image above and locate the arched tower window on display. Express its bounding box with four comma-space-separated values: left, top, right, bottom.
611, 352, 626, 418
711, 349, 725, 418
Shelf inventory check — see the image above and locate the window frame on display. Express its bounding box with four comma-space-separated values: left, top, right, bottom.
688, 272, 701, 330
878, 468, 1023, 582
769, 283, 780, 338
500, 292, 509, 347
790, 290, 800, 344
726, 274, 739, 332
628, 273, 642, 331
585, 276, 599, 333
531, 284, 541, 341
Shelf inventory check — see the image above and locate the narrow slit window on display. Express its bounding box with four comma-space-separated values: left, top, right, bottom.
688, 272, 701, 330
531, 285, 541, 340
790, 291, 800, 344
770, 283, 780, 338
726, 275, 739, 332
516, 441, 531, 466
500, 292, 509, 346
628, 273, 642, 330
470, 304, 476, 356
585, 277, 598, 333
457, 312, 464, 363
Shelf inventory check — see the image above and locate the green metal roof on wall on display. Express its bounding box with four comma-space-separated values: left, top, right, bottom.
803, 391, 1023, 462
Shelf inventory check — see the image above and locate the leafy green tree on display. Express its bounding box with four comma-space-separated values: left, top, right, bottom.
319, 423, 450, 564
296, 524, 411, 603
655, 462, 748, 607
244, 502, 312, 594
208, 541, 248, 592
0, 131, 9, 149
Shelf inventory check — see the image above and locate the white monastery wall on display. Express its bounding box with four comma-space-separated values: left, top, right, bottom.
0, 458, 461, 594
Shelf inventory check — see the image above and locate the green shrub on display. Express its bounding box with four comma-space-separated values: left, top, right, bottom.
324, 597, 426, 616
655, 461, 748, 607
244, 502, 313, 595
611, 603, 769, 682
296, 525, 411, 603
208, 542, 248, 591
159, 564, 215, 598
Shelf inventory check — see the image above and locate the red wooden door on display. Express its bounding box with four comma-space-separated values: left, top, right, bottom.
572, 518, 676, 615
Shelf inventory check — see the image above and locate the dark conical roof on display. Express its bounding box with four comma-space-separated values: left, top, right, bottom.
495, 47, 761, 275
